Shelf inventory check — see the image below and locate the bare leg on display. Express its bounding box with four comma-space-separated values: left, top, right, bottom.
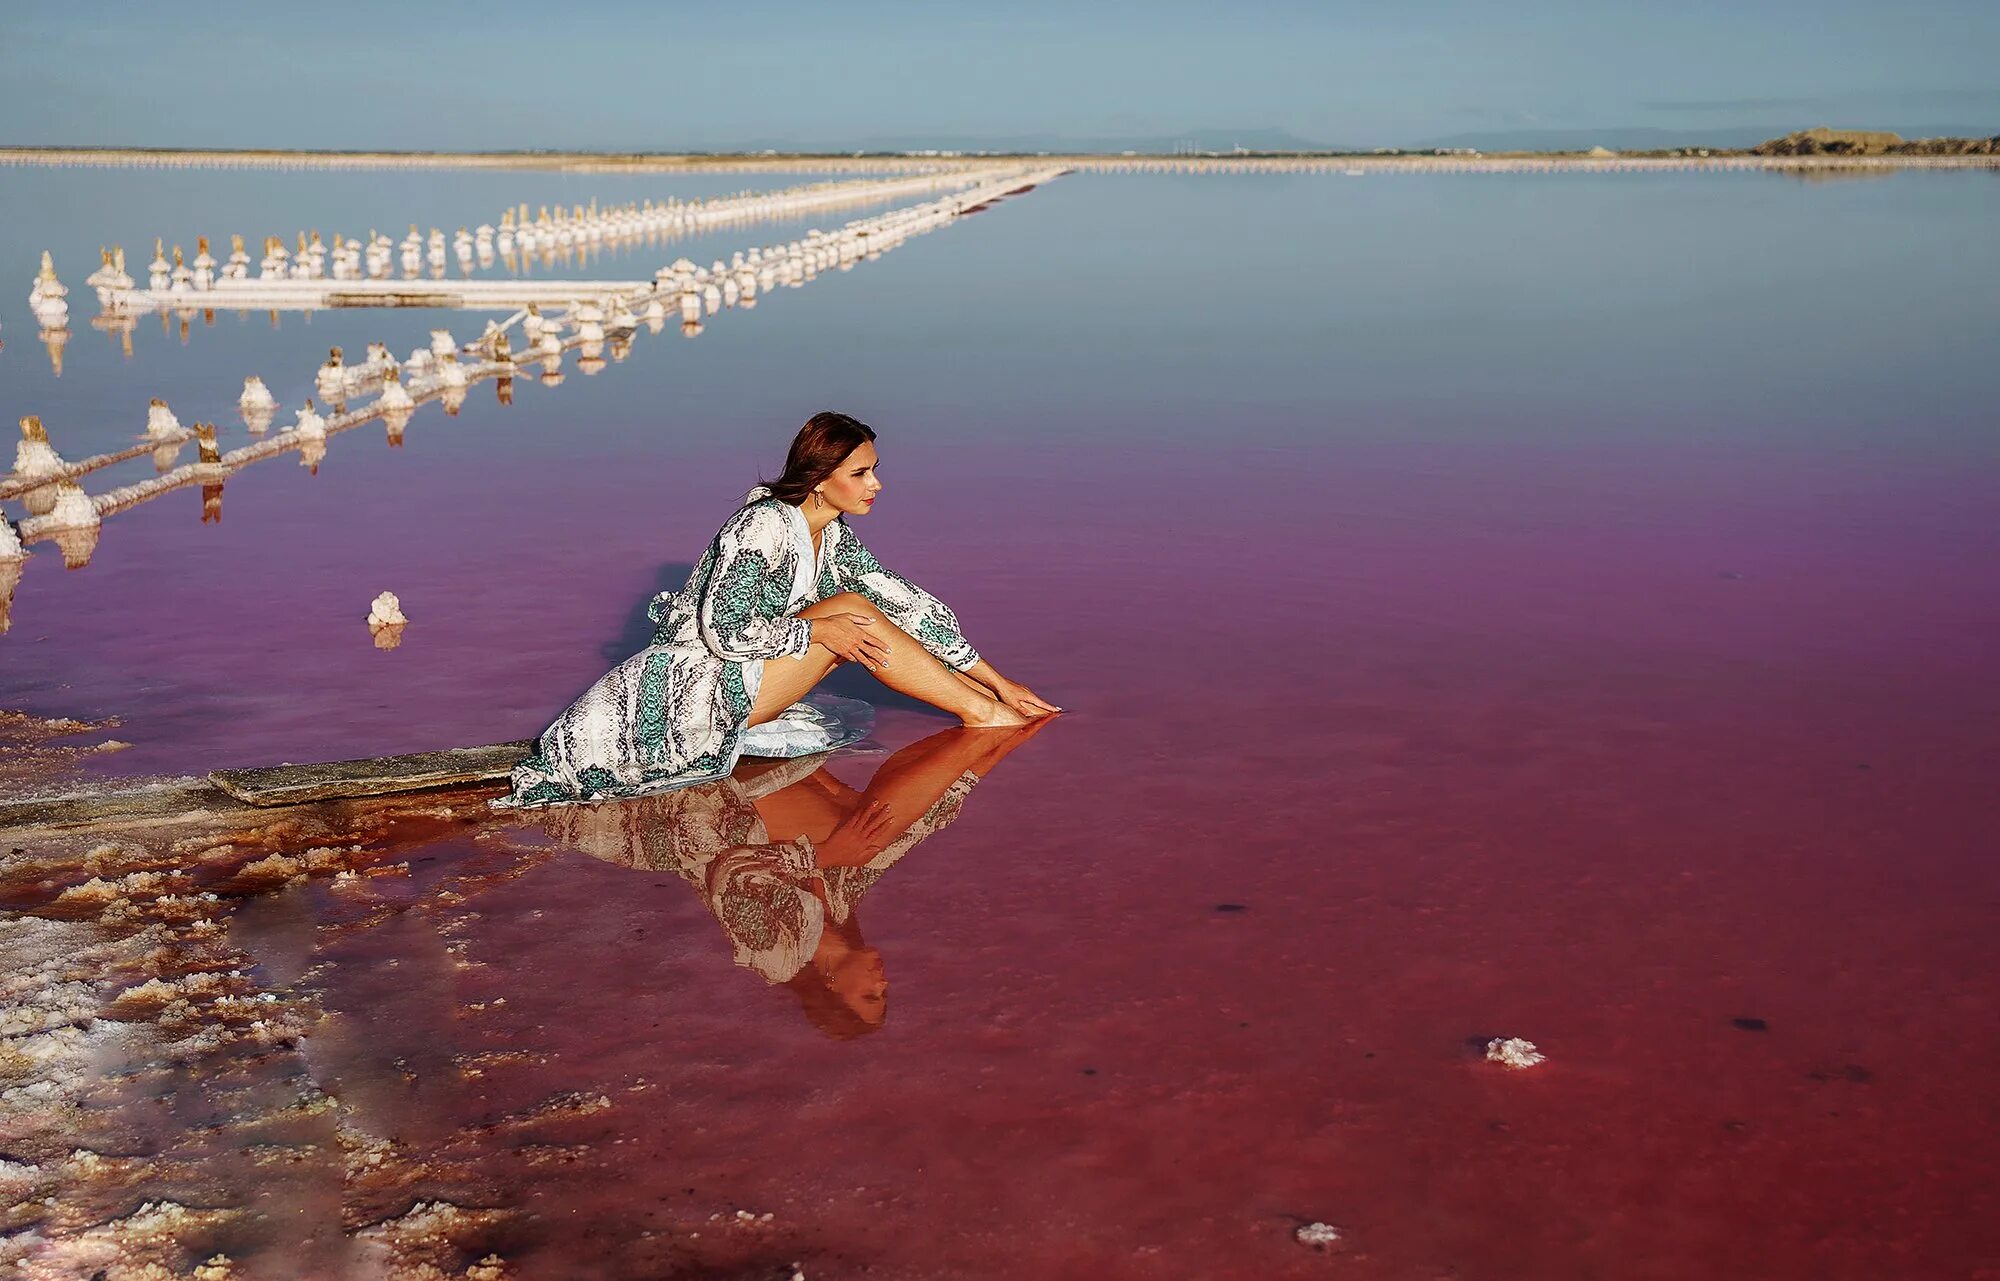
747, 641, 840, 728
752, 593, 1025, 729
859, 716, 1054, 827
754, 718, 1057, 864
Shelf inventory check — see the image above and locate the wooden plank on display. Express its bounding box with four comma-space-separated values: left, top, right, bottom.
0, 780, 240, 835
208, 740, 535, 807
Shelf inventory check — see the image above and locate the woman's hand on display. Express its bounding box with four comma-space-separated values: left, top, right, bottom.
810, 613, 891, 670
818, 797, 901, 866
991, 677, 1061, 718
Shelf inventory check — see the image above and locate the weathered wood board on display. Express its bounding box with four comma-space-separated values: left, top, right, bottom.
207, 740, 535, 807
0, 779, 233, 834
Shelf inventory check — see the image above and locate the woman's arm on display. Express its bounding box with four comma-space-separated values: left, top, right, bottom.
696, 505, 815, 662
827, 527, 980, 671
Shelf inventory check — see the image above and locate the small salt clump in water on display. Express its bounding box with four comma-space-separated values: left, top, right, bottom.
1486, 1037, 1546, 1069
146, 398, 181, 439
1295, 1222, 1342, 1247
367, 591, 406, 627
239, 375, 277, 415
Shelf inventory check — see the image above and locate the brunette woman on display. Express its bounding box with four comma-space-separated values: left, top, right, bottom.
504, 411, 1057, 807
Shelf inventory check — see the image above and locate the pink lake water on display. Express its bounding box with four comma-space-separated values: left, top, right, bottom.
2, 165, 1998, 1278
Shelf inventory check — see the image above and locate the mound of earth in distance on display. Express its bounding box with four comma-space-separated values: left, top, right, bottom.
1753, 127, 2000, 156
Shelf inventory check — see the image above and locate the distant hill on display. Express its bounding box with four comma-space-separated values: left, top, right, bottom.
1751, 127, 2000, 156
1407, 124, 2000, 153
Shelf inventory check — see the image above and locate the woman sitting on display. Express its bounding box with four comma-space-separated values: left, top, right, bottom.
504, 411, 1059, 808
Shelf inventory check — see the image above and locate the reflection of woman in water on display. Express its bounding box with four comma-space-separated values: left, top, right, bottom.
505, 411, 1059, 808
537, 720, 1047, 1036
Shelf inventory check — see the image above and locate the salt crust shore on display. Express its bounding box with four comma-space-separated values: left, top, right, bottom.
0, 703, 828, 1278
3, 147, 1997, 174
0, 784, 569, 1279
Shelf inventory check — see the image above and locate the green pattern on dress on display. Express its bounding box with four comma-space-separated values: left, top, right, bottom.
819, 520, 980, 672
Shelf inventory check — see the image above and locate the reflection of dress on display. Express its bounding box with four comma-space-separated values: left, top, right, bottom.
536, 761, 980, 984
502, 488, 980, 809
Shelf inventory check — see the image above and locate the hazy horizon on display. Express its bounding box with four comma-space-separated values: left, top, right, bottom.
3, 0, 1996, 152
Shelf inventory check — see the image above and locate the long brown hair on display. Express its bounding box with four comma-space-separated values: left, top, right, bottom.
762, 411, 876, 505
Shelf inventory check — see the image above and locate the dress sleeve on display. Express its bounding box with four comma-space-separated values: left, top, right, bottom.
696, 504, 814, 662
829, 525, 981, 671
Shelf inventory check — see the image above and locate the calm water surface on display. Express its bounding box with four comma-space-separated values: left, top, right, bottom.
1, 164, 1996, 1279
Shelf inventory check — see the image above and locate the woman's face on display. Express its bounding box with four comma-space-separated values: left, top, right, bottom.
815, 441, 882, 516
828, 945, 888, 1027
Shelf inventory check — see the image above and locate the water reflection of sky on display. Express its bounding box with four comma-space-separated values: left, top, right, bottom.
3, 165, 1999, 1279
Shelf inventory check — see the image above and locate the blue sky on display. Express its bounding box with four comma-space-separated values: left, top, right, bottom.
3, 0, 1996, 149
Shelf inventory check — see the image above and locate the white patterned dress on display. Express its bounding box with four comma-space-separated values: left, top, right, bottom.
500, 488, 980, 808
530, 755, 981, 983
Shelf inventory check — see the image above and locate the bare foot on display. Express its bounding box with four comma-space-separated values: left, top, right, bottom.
960, 698, 1029, 729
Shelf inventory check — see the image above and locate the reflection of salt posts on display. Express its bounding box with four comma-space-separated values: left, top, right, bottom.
191, 425, 228, 523
40, 322, 69, 378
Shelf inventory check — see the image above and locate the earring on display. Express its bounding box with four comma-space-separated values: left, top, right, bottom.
813, 491, 825, 511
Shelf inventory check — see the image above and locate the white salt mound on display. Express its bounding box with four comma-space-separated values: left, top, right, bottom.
1486, 1037, 1546, 1069
1295, 1222, 1342, 1246
366, 591, 406, 627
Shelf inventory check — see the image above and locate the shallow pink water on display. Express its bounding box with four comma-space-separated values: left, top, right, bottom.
15, 433, 2000, 1277
5, 171, 1999, 1277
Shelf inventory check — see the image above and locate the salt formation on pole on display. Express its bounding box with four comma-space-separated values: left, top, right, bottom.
13, 416, 64, 481
28, 251, 68, 326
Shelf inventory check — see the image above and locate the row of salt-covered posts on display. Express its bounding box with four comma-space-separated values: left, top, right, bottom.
80, 170, 1004, 317
2, 166, 1064, 635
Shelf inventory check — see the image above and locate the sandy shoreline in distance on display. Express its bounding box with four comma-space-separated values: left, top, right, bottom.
2, 146, 1997, 174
